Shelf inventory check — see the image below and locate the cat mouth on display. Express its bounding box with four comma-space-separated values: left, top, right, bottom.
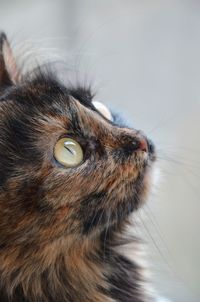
130, 132, 156, 163
132, 138, 156, 169
138, 138, 156, 166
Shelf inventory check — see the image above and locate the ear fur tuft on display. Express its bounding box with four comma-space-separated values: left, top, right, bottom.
0, 32, 21, 87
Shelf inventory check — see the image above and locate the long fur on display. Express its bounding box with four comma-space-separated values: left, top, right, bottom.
0, 33, 156, 302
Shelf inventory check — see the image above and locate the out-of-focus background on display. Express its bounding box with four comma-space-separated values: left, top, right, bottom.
0, 0, 199, 301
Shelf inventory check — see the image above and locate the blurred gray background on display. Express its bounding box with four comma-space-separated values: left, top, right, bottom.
0, 0, 199, 301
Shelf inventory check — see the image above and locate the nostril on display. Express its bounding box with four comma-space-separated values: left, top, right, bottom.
122, 135, 149, 156
138, 137, 148, 152
131, 140, 140, 151
130, 136, 148, 153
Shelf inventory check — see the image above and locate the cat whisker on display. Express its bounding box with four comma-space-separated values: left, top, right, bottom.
137, 209, 174, 270
103, 210, 111, 261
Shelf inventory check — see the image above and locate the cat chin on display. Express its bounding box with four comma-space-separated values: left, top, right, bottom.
137, 162, 156, 208
151, 163, 161, 191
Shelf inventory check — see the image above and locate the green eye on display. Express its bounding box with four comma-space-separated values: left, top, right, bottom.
54, 138, 83, 167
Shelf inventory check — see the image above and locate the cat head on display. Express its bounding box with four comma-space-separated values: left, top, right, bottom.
0, 33, 155, 266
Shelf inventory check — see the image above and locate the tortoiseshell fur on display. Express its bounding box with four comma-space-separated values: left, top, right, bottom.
0, 33, 156, 302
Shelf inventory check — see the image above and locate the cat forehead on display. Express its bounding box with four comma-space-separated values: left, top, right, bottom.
1, 77, 112, 120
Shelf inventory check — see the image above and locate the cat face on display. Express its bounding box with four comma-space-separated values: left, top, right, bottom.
0, 34, 155, 256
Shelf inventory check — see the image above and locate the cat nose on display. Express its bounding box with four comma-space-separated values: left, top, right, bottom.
120, 132, 152, 156
131, 135, 148, 153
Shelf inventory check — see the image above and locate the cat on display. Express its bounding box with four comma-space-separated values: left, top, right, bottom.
0, 32, 156, 302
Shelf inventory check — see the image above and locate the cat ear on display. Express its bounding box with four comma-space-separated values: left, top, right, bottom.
92, 101, 113, 121
0, 32, 21, 87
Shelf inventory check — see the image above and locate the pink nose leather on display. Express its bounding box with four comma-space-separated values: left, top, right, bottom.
138, 136, 148, 152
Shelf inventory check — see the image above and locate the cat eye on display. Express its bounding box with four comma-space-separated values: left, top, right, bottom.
54, 138, 83, 167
